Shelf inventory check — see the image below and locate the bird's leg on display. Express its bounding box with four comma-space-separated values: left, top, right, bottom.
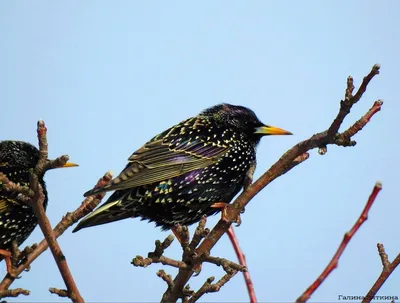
210, 202, 242, 226
0, 249, 17, 278
243, 161, 256, 190
239, 161, 257, 216
10, 241, 33, 271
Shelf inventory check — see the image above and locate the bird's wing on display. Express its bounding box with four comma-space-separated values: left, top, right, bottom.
84, 117, 230, 196
0, 197, 20, 212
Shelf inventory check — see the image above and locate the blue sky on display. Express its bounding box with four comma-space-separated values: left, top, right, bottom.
1, 1, 399, 302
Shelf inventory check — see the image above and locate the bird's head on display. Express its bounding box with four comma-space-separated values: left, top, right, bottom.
200, 103, 292, 142
0, 140, 78, 172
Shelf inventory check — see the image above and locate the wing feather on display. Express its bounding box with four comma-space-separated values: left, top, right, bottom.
84, 117, 230, 196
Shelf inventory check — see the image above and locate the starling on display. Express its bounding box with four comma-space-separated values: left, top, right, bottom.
73, 103, 292, 233
0, 140, 77, 273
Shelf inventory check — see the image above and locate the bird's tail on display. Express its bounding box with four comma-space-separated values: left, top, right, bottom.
72, 191, 134, 233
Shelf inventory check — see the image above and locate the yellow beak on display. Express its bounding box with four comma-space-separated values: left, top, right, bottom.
254, 125, 293, 136
61, 162, 79, 168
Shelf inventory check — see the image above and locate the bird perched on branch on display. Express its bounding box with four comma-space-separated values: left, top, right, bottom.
73, 103, 292, 235
0, 140, 77, 274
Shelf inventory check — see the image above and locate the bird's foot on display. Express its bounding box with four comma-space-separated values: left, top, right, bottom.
0, 249, 18, 278
13, 243, 37, 272
210, 202, 242, 226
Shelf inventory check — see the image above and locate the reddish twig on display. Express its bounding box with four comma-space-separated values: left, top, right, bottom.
296, 181, 382, 303
227, 226, 256, 303
362, 245, 400, 303
19, 121, 84, 303
161, 64, 382, 302
0, 167, 112, 294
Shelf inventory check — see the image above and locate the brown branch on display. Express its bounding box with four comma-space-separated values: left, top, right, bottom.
336, 100, 383, 146
362, 245, 400, 303
10, 120, 83, 303
189, 216, 209, 251
0, 288, 29, 298
188, 270, 239, 303
130, 217, 244, 302
296, 181, 382, 303
0, 172, 112, 293
157, 270, 175, 289
227, 226, 256, 303
328, 64, 380, 138
377, 243, 390, 271
133, 254, 189, 270
161, 64, 382, 302
352, 64, 380, 103
49, 287, 69, 298
133, 219, 246, 278
131, 235, 190, 270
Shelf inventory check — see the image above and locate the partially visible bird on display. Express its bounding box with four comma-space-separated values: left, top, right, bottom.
0, 140, 77, 274
73, 103, 292, 234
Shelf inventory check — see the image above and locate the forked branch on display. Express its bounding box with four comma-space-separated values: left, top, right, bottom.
0, 122, 112, 301
161, 64, 383, 302
297, 182, 382, 302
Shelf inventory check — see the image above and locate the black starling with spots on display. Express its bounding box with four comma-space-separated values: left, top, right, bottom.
0, 141, 77, 268
73, 103, 292, 233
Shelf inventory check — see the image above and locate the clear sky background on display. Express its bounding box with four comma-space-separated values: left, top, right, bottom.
1, 1, 399, 302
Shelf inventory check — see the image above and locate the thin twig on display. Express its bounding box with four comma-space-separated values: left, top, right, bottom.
362, 246, 400, 303
227, 226, 256, 303
17, 121, 84, 303
0, 172, 112, 293
131, 235, 190, 270
377, 243, 390, 271
0, 288, 29, 298
49, 287, 69, 298
189, 216, 209, 251
296, 181, 382, 303
157, 270, 174, 289
200, 253, 246, 273
188, 270, 238, 303
161, 64, 382, 302
130, 218, 245, 303
328, 64, 380, 138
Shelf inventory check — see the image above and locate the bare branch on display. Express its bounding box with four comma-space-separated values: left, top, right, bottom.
199, 253, 246, 273
227, 227, 256, 303
49, 287, 70, 298
188, 270, 238, 303
352, 64, 380, 103
0, 288, 29, 298
328, 64, 380, 138
0, 171, 112, 295
3, 121, 84, 302
362, 245, 400, 303
297, 181, 382, 303
157, 270, 174, 289
161, 64, 383, 302
377, 243, 390, 272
